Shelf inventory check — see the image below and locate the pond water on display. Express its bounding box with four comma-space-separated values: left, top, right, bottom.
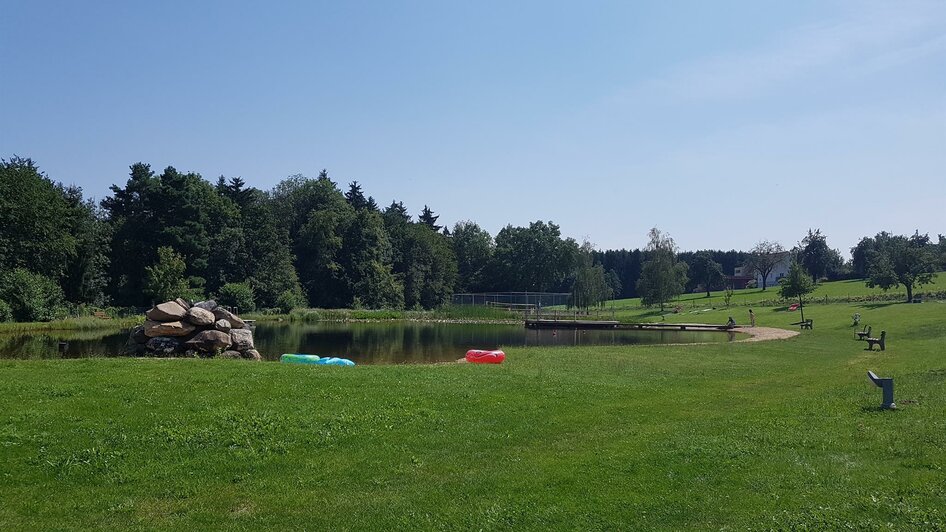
0, 321, 741, 364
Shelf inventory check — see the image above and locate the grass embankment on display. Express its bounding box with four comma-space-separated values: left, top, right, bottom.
1, 300, 945, 529
246, 305, 519, 323
0, 315, 141, 334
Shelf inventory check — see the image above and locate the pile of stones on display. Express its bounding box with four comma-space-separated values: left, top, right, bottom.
126, 298, 261, 360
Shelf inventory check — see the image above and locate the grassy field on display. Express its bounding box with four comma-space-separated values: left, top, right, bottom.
548, 272, 946, 324
1, 298, 944, 529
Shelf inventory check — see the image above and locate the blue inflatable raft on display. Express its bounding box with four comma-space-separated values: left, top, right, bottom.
280, 353, 355, 366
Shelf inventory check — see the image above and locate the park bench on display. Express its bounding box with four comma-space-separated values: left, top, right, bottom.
93, 311, 111, 320
865, 331, 886, 351
791, 319, 813, 329
855, 325, 871, 340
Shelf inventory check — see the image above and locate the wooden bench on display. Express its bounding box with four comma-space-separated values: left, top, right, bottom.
93, 311, 112, 320
791, 319, 813, 329
865, 330, 886, 351
855, 325, 871, 340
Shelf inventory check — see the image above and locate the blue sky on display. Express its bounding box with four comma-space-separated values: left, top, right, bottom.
1, 0, 943, 254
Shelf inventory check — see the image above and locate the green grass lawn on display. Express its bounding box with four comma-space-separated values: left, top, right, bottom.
1, 300, 945, 529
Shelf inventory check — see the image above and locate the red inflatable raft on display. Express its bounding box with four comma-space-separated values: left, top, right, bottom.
465, 349, 506, 364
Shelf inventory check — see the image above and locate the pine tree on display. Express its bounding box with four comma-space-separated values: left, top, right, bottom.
418, 205, 441, 231
345, 181, 368, 210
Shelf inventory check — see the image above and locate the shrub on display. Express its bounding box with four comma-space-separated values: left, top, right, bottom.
144, 247, 189, 302
218, 282, 256, 312
0, 299, 12, 322
275, 289, 306, 314
0, 268, 67, 322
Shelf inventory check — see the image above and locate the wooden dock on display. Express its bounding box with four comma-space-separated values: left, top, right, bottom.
525, 319, 733, 332
525, 319, 620, 330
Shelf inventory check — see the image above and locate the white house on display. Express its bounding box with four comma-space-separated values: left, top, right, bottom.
737, 252, 792, 289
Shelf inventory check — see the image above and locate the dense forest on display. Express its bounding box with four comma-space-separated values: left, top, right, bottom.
1, 156, 944, 321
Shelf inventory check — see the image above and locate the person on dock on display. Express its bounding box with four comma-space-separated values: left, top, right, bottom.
749, 309, 756, 328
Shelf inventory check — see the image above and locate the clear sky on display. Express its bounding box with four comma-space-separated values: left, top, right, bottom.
1, 0, 943, 254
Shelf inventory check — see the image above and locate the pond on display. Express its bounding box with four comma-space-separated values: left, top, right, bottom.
0, 321, 741, 364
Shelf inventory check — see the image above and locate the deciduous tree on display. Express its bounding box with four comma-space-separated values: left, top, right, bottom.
746, 240, 785, 291
636, 228, 688, 311
778, 261, 815, 323
864, 231, 937, 302
451, 221, 493, 292
690, 251, 724, 297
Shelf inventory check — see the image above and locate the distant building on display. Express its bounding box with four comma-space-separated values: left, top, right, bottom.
732, 252, 792, 289
726, 266, 755, 290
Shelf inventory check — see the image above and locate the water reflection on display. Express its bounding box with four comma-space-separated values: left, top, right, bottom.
0, 322, 739, 364
0, 322, 735, 364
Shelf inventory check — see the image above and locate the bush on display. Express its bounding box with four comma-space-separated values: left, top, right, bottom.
217, 282, 256, 312
0, 299, 12, 322
0, 268, 67, 322
275, 289, 306, 314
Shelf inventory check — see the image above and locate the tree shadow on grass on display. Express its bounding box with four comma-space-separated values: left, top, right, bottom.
856, 302, 906, 310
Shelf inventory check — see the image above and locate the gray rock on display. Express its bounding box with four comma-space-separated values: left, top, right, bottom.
219, 350, 242, 359
130, 325, 148, 344
242, 349, 262, 361
212, 308, 245, 329
194, 300, 218, 311
184, 329, 232, 352
175, 298, 191, 310
185, 306, 215, 326
124, 338, 147, 356
230, 328, 255, 351
144, 320, 196, 338
146, 336, 180, 355
214, 319, 232, 333
145, 301, 187, 322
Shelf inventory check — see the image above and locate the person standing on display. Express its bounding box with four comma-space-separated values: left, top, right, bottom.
749, 308, 756, 328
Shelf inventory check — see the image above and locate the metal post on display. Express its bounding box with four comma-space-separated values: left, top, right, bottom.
867, 371, 896, 409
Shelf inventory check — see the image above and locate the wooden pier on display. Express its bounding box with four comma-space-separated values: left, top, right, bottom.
525, 319, 733, 332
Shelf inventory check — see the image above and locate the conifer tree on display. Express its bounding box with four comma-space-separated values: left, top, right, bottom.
345, 181, 368, 210
418, 205, 441, 231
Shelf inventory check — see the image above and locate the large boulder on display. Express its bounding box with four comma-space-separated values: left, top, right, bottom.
130, 325, 148, 344
124, 337, 146, 356
213, 308, 245, 329
146, 301, 187, 322
146, 336, 180, 355
242, 349, 262, 361
194, 300, 218, 311
230, 328, 255, 351
144, 320, 196, 338
184, 330, 232, 352
214, 319, 232, 333
185, 307, 215, 326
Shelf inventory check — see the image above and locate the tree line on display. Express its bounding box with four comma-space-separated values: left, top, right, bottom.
1, 156, 944, 321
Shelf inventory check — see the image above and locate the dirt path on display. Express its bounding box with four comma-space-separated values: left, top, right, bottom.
732, 326, 799, 342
